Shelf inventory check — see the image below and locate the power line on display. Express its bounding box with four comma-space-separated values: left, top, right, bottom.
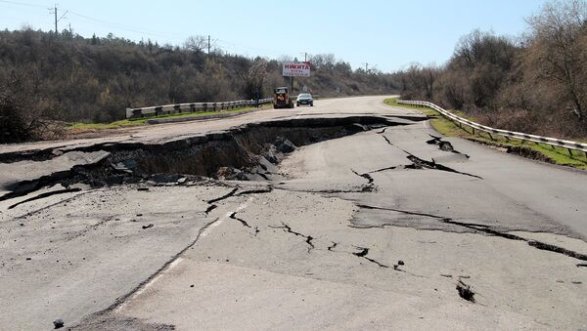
0, 0, 310, 61
0, 1, 171, 38
68, 10, 182, 40
0, 0, 46, 8
215, 38, 291, 56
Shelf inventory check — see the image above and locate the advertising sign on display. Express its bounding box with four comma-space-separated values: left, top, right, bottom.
282, 62, 311, 77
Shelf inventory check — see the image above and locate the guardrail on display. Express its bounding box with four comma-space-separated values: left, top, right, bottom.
398, 99, 587, 157
126, 98, 273, 119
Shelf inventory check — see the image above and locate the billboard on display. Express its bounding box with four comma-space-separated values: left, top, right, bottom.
282, 62, 311, 77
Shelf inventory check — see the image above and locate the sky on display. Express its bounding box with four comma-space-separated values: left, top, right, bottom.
0, 0, 551, 72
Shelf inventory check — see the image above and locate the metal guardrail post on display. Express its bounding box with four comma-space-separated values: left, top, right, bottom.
126, 97, 273, 119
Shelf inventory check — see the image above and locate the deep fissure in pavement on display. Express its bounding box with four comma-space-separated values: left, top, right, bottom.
405, 154, 482, 179
229, 212, 251, 228
355, 203, 587, 262
327, 242, 338, 251
351, 169, 376, 192
7, 187, 81, 209
207, 188, 239, 204
99, 216, 222, 314
236, 187, 273, 196
205, 205, 217, 215
352, 246, 389, 268
270, 223, 315, 253
376, 131, 481, 179
1, 116, 418, 201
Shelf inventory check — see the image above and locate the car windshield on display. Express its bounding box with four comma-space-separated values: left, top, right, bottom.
298, 94, 311, 99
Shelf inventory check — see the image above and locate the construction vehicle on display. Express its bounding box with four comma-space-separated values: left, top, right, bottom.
272, 87, 295, 109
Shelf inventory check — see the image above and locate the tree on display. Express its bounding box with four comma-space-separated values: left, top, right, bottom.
526, 0, 587, 121
396, 64, 439, 100
184, 35, 208, 53
244, 59, 268, 100
449, 30, 518, 109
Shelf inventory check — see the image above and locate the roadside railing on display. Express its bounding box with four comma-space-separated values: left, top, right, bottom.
398, 99, 587, 157
126, 98, 273, 119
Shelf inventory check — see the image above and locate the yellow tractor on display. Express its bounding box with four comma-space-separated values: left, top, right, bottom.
273, 87, 295, 109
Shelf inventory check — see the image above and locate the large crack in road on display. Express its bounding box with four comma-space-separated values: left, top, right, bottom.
4, 113, 586, 329
355, 203, 587, 262
1, 116, 417, 203
270, 223, 316, 253
377, 130, 482, 179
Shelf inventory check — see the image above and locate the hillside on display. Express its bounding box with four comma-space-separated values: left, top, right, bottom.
0, 29, 397, 142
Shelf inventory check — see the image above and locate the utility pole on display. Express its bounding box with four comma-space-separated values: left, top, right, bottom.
49, 5, 68, 34
52, 5, 57, 34
364, 62, 369, 73
207, 35, 211, 54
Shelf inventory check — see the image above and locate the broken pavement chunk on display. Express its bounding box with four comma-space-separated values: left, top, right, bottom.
456, 279, 476, 302
275, 137, 296, 153
53, 318, 64, 329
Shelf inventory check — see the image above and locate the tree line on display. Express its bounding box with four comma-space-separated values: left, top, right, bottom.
0, 30, 397, 143
394, 0, 587, 138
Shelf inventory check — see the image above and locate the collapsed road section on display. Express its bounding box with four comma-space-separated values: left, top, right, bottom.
0, 116, 424, 202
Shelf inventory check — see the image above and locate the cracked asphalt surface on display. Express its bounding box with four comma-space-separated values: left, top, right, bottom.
1, 96, 586, 330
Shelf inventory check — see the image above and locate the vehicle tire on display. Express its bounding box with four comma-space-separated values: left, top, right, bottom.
310, 102, 313, 107
296, 103, 300, 107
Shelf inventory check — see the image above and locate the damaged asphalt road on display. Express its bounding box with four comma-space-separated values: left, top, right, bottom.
1, 96, 587, 330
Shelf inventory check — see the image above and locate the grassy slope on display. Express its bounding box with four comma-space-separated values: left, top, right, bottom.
384, 98, 587, 170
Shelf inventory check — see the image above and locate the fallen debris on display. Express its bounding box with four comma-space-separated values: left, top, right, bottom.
275, 137, 296, 153
456, 279, 476, 303
53, 318, 64, 329
426, 134, 471, 157
142, 224, 154, 230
